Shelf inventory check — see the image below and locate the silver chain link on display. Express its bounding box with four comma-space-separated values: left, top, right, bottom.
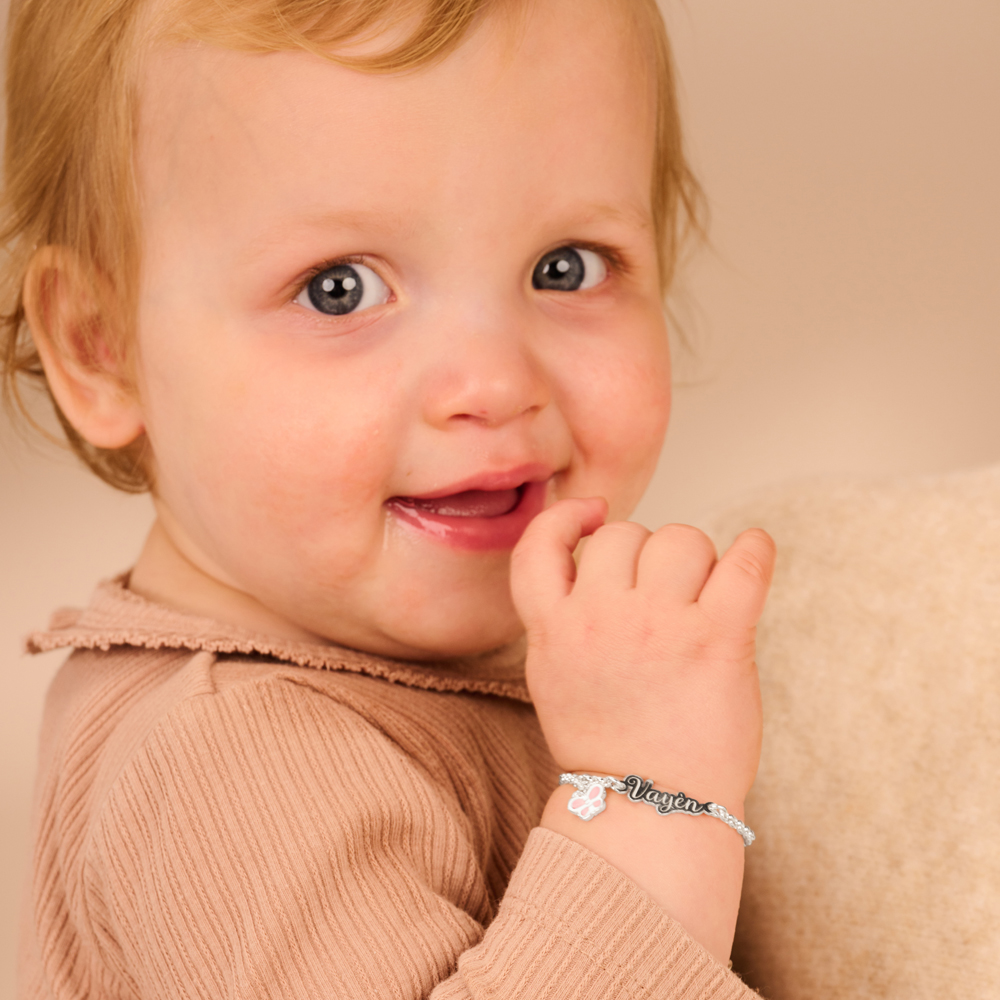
706, 802, 756, 847
559, 772, 626, 794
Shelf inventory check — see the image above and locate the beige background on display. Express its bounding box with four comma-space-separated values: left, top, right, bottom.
2, 0, 998, 994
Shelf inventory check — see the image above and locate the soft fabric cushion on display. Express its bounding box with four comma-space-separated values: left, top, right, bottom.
710, 463, 1000, 999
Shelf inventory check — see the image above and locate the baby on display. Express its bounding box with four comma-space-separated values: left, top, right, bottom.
5, 0, 774, 996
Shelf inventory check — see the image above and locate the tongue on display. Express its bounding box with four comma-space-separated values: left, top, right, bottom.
403, 488, 521, 518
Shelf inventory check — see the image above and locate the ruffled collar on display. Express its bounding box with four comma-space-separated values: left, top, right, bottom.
27, 576, 530, 702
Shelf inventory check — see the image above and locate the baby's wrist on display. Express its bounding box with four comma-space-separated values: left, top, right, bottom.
540, 780, 746, 963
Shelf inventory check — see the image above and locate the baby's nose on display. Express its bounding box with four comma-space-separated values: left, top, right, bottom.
420, 332, 551, 430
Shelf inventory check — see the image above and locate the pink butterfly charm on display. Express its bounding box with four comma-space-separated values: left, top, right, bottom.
567, 782, 607, 821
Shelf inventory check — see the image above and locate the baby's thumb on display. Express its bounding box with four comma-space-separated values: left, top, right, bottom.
510, 497, 607, 628
698, 528, 776, 629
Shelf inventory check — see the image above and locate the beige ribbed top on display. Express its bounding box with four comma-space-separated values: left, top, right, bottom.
19, 579, 754, 999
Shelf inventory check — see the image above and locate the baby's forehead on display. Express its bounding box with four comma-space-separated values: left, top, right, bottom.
136, 2, 657, 241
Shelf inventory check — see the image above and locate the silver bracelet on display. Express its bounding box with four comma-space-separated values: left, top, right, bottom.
559, 772, 756, 847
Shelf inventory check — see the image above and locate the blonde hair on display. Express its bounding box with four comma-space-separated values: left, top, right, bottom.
1, 0, 703, 492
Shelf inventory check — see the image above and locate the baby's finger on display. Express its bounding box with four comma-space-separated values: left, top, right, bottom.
698, 528, 776, 629
510, 497, 608, 625
574, 521, 651, 592
635, 523, 717, 604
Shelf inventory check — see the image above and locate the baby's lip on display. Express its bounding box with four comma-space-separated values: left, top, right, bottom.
391, 463, 556, 504
394, 488, 522, 519
385, 478, 550, 552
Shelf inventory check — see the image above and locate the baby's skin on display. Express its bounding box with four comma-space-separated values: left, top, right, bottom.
25, 0, 774, 964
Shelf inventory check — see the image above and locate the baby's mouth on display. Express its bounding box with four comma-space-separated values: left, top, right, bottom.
391, 487, 523, 519
385, 480, 547, 552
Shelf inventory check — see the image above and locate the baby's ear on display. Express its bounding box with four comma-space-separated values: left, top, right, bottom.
23, 246, 144, 449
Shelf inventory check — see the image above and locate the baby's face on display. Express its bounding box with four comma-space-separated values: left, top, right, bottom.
134, 0, 670, 658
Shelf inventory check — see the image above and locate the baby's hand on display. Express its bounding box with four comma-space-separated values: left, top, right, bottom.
511, 498, 775, 809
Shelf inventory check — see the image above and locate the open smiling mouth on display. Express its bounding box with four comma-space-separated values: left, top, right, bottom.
385, 481, 547, 552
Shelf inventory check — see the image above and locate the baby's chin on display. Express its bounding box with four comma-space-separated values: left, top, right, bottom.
389, 623, 527, 664
320, 603, 527, 663
261, 567, 525, 662
304, 559, 528, 662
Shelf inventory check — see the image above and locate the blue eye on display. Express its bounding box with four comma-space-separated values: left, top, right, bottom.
296, 262, 389, 316
532, 247, 607, 292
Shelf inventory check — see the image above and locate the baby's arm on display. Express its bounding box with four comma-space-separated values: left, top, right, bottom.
512, 499, 775, 962
79, 669, 759, 1000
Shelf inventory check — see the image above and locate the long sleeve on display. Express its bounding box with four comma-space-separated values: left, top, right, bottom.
78, 672, 754, 999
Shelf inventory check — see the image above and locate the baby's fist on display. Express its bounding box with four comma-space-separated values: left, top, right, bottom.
511, 499, 775, 808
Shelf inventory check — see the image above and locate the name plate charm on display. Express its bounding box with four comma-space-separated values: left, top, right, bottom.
558, 772, 756, 847
620, 775, 712, 818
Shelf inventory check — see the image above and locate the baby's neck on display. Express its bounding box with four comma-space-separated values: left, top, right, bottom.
129, 517, 330, 646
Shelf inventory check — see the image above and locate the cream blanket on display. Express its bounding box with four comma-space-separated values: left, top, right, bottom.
711, 463, 1000, 999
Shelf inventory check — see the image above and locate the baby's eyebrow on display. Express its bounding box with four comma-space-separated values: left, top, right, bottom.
240, 208, 411, 263
563, 202, 655, 233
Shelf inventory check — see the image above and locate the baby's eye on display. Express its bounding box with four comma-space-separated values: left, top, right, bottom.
296, 262, 390, 316
532, 247, 607, 292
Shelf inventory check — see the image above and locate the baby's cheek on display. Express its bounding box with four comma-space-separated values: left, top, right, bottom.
566, 348, 670, 516
229, 412, 386, 523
